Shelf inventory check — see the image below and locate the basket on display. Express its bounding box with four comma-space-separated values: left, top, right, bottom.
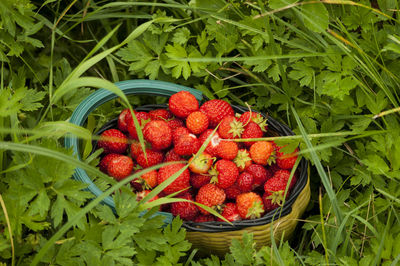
65, 79, 311, 256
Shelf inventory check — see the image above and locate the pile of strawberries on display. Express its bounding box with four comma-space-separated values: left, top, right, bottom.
96, 91, 299, 223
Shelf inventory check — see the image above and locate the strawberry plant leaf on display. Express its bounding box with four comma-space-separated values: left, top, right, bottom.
301, 2, 329, 33
165, 44, 191, 79
172, 27, 190, 45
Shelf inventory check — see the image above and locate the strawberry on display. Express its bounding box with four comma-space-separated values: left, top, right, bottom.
194, 215, 215, 223
237, 172, 254, 192
199, 129, 221, 156
172, 127, 190, 145
131, 169, 158, 191
130, 140, 144, 160
209, 159, 239, 189
269, 163, 281, 174
218, 116, 244, 139
241, 122, 263, 148
107, 155, 134, 180
174, 133, 201, 156
238, 111, 268, 131
149, 109, 172, 120
190, 173, 211, 189
136, 149, 164, 168
236, 192, 265, 219
118, 109, 133, 132
99, 153, 121, 173
157, 163, 190, 195
164, 149, 183, 162
143, 120, 172, 150
186, 111, 209, 134
249, 141, 275, 165
216, 140, 238, 160
276, 146, 299, 170
167, 118, 184, 130
234, 149, 252, 172
217, 203, 241, 222
263, 176, 289, 212
273, 169, 297, 190
169, 91, 199, 118
170, 192, 199, 221
135, 190, 159, 202
246, 164, 272, 189
127, 111, 151, 140
225, 184, 241, 200
195, 183, 226, 214
188, 152, 213, 174
98, 129, 128, 154
200, 99, 234, 128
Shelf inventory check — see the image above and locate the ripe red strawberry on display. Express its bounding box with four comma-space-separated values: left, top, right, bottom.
269, 163, 281, 174
238, 111, 268, 131
246, 164, 272, 189
174, 134, 201, 156
194, 214, 215, 223
209, 159, 239, 189
195, 183, 226, 214
263, 176, 289, 212
225, 183, 241, 200
273, 169, 297, 190
131, 169, 158, 191
118, 109, 133, 132
149, 109, 172, 120
167, 118, 184, 130
216, 140, 238, 160
99, 153, 121, 173
200, 99, 234, 127
234, 149, 252, 172
172, 127, 190, 145
249, 141, 275, 165
164, 149, 183, 162
136, 149, 164, 168
107, 155, 134, 180
136, 190, 159, 202
217, 203, 241, 222
218, 116, 244, 139
143, 120, 172, 150
98, 129, 128, 154
199, 129, 221, 156
170, 193, 199, 221
188, 152, 213, 174
236, 192, 265, 219
130, 140, 144, 160
127, 111, 151, 140
157, 163, 190, 195
186, 111, 209, 134
276, 146, 299, 170
237, 172, 254, 192
169, 91, 199, 118
241, 122, 263, 148
190, 173, 211, 189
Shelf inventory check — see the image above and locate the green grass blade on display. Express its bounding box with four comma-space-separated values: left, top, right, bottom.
291, 106, 344, 225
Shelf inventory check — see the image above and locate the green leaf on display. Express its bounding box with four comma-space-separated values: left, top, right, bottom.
230, 233, 255, 265
269, 0, 298, 10
165, 44, 191, 79
172, 27, 190, 45
196, 30, 209, 54
288, 61, 314, 87
301, 2, 329, 33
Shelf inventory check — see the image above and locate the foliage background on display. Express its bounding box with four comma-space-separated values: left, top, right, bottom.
0, 0, 399, 265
